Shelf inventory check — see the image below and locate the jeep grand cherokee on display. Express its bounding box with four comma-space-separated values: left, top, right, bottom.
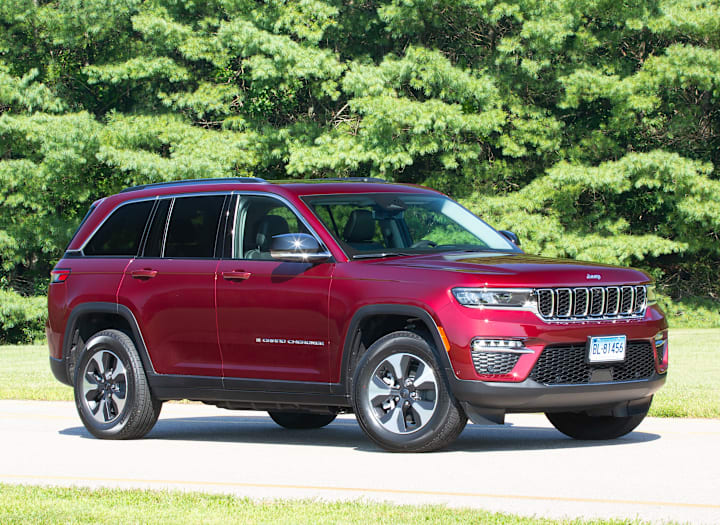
48, 178, 667, 452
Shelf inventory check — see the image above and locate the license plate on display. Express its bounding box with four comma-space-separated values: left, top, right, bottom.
588, 335, 626, 363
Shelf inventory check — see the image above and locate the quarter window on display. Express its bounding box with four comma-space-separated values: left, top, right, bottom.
84, 200, 154, 257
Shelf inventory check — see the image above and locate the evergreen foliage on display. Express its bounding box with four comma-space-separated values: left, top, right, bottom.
1, 0, 718, 341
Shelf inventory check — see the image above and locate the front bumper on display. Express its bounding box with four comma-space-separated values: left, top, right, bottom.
448, 371, 666, 413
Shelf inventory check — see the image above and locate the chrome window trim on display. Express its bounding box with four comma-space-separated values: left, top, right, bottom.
78, 191, 256, 258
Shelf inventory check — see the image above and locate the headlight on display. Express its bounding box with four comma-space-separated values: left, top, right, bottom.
452, 288, 536, 309
646, 284, 657, 305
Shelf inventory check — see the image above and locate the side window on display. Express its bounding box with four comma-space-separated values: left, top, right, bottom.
142, 199, 171, 258
84, 200, 154, 257
164, 196, 225, 258
233, 196, 310, 259
311, 203, 386, 251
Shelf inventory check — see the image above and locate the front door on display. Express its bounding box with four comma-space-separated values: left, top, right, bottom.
216, 194, 333, 382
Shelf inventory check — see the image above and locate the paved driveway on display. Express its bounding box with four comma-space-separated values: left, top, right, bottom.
1, 400, 718, 523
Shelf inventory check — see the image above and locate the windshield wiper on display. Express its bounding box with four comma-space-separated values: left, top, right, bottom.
351, 252, 415, 259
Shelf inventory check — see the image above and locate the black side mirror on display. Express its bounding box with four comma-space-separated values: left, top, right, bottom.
499, 230, 521, 247
270, 233, 331, 263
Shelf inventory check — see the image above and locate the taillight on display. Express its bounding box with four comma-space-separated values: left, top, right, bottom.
50, 269, 71, 284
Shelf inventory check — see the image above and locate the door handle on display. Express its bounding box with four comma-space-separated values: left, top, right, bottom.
131, 269, 158, 280
222, 271, 252, 281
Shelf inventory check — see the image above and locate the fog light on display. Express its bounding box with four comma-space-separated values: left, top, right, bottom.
471, 338, 533, 354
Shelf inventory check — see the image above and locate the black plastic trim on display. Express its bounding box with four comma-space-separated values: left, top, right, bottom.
49, 356, 69, 385
62, 302, 157, 377
151, 374, 344, 405
336, 304, 453, 397
449, 373, 667, 412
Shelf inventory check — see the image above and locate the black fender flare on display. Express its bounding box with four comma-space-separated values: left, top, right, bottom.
60, 302, 156, 384
336, 304, 454, 397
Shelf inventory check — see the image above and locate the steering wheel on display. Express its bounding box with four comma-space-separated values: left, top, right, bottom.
410, 240, 438, 249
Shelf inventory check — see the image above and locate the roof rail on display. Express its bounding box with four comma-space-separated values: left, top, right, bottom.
120, 177, 267, 193
309, 177, 390, 184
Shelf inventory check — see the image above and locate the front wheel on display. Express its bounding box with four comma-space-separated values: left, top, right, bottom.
546, 407, 649, 440
352, 331, 466, 452
74, 329, 161, 439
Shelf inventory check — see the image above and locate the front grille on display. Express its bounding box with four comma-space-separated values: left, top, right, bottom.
535, 285, 648, 321
530, 342, 655, 385
471, 351, 520, 376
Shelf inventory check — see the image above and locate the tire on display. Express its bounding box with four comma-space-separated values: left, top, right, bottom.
268, 411, 337, 429
352, 331, 467, 452
546, 407, 649, 440
74, 329, 162, 439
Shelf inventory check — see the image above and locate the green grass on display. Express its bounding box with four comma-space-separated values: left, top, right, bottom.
648, 329, 720, 418
2, 329, 719, 418
0, 344, 73, 401
0, 484, 645, 525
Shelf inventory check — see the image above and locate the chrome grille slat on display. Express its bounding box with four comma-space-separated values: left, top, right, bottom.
634, 286, 646, 314
620, 286, 634, 315
606, 287, 620, 315
573, 288, 589, 317
535, 285, 649, 322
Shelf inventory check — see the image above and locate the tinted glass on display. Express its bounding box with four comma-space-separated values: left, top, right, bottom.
84, 200, 153, 256
142, 199, 170, 257
164, 196, 225, 258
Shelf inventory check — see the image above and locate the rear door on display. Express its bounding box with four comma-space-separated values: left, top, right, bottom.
118, 194, 227, 376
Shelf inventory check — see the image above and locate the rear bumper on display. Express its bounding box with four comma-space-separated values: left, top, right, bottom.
448, 372, 666, 413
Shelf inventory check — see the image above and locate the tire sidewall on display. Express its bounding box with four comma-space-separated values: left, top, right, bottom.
74, 332, 139, 438
352, 333, 455, 451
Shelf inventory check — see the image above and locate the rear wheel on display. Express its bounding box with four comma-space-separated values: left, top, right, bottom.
546, 408, 649, 440
268, 412, 337, 429
74, 329, 161, 439
352, 331, 466, 452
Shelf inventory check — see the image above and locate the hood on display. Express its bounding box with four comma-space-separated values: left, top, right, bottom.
368, 252, 650, 287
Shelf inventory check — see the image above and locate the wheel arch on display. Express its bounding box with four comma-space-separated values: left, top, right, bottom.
338, 304, 453, 397
59, 302, 155, 386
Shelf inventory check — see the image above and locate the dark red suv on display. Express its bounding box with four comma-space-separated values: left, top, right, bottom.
48, 178, 668, 451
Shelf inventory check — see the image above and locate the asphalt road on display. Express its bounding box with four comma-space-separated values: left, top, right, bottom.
1, 400, 719, 523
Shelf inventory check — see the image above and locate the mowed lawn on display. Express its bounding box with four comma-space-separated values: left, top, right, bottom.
1, 328, 718, 418
0, 484, 644, 525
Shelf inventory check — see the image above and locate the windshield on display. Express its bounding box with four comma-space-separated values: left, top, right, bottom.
302, 193, 520, 258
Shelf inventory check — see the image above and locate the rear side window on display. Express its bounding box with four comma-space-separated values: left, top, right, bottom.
164, 195, 225, 258
84, 201, 154, 257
